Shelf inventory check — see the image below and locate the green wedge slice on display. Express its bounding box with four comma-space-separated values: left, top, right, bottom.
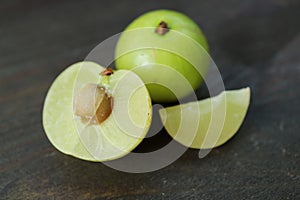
159, 88, 250, 149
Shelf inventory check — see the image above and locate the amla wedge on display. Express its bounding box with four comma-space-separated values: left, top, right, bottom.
43, 62, 152, 161
159, 88, 250, 149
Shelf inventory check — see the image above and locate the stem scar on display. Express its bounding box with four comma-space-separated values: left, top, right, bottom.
155, 21, 169, 35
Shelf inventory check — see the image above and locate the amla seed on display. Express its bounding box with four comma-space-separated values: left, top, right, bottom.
74, 83, 112, 125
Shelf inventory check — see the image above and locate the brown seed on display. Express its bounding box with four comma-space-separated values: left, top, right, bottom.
74, 83, 112, 125
95, 95, 112, 124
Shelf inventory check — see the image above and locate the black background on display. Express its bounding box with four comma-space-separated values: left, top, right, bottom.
0, 0, 299, 199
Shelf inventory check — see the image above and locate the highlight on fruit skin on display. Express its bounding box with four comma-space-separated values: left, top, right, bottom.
42, 61, 152, 161
159, 87, 251, 149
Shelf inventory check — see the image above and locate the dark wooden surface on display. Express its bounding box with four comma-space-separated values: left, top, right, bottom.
0, 0, 300, 199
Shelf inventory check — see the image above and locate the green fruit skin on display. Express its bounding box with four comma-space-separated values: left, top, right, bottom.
115, 9, 209, 102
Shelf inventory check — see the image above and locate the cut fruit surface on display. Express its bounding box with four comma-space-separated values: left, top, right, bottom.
159, 88, 250, 149
43, 62, 152, 161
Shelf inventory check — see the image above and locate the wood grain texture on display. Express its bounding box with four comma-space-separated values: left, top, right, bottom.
0, 0, 299, 199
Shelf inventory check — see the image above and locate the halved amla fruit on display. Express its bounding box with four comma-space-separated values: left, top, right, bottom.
43, 61, 152, 161
159, 88, 250, 149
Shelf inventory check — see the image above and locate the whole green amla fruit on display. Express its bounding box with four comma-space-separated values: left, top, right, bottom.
115, 9, 209, 102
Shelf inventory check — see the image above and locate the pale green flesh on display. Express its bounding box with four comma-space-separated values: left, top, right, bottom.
159, 88, 251, 149
43, 62, 152, 161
